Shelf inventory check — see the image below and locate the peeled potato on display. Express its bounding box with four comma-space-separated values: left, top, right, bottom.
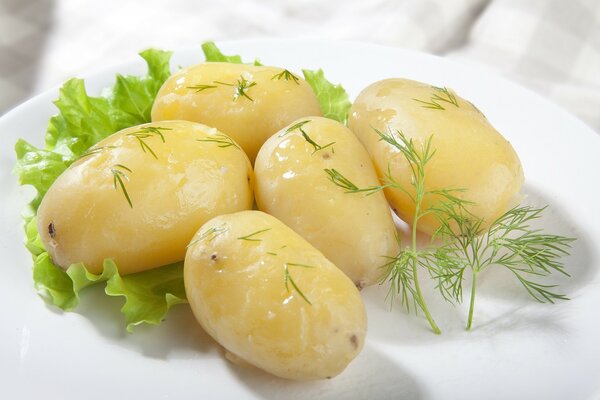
184, 210, 367, 380
254, 116, 399, 288
36, 120, 253, 274
151, 62, 322, 163
349, 78, 524, 235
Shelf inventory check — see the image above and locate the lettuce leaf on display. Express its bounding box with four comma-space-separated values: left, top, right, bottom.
202, 41, 243, 63
202, 41, 262, 66
302, 69, 351, 124
15, 49, 185, 331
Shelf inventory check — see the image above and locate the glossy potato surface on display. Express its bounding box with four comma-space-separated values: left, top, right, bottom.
255, 117, 399, 288
349, 78, 524, 235
151, 62, 322, 163
184, 210, 367, 380
37, 120, 253, 274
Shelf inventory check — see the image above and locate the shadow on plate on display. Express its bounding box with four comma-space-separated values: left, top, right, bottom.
365, 183, 595, 344
71, 285, 218, 360
227, 343, 422, 400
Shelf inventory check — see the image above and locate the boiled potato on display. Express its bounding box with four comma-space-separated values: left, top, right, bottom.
349, 78, 524, 235
151, 62, 322, 163
254, 116, 399, 288
184, 210, 367, 380
37, 120, 253, 274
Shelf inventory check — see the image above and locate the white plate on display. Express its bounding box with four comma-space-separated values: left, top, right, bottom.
1, 40, 599, 400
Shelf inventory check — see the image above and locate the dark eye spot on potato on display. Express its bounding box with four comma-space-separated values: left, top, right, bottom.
48, 222, 56, 238
211, 253, 218, 261
355, 280, 366, 290
247, 175, 251, 182
350, 334, 359, 350
322, 153, 330, 160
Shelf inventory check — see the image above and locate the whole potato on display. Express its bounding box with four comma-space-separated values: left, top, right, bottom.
37, 120, 253, 274
348, 78, 524, 235
254, 116, 399, 288
151, 62, 322, 163
184, 210, 367, 380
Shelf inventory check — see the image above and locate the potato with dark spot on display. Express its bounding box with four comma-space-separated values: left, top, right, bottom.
254, 116, 399, 288
184, 210, 367, 380
36, 120, 253, 274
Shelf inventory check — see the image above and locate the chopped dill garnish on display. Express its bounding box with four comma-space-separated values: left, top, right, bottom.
237, 228, 271, 242
78, 145, 117, 160
110, 164, 133, 208
127, 126, 170, 159
279, 120, 310, 137
187, 224, 228, 248
413, 86, 459, 110
323, 168, 384, 195
284, 262, 315, 305
187, 84, 218, 93
283, 119, 335, 154
271, 69, 300, 84
197, 133, 240, 149
214, 75, 257, 101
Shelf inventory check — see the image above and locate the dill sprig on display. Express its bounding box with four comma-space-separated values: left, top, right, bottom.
284, 262, 315, 305
197, 133, 240, 149
327, 127, 573, 331
126, 126, 170, 159
375, 128, 573, 331
111, 164, 133, 208
78, 145, 117, 160
429, 204, 574, 329
283, 119, 335, 154
237, 228, 271, 241
214, 75, 257, 101
187, 224, 228, 248
280, 120, 310, 137
271, 69, 300, 84
323, 168, 384, 195
187, 84, 218, 93
413, 86, 459, 110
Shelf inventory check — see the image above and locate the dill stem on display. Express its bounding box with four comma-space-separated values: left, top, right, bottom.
412, 211, 441, 335
466, 271, 478, 330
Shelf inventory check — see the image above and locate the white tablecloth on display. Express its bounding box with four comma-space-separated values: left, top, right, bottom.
1, 0, 599, 132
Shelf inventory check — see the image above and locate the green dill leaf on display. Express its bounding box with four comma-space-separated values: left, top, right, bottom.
284, 263, 315, 305
188, 224, 228, 248
214, 76, 257, 102
111, 164, 133, 208
197, 133, 240, 149
412, 86, 459, 111
237, 228, 271, 242
187, 84, 218, 93
126, 126, 170, 159
271, 69, 300, 84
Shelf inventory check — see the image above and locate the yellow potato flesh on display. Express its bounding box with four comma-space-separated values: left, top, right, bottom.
36, 120, 253, 274
151, 62, 322, 163
254, 116, 399, 287
348, 78, 524, 235
184, 210, 367, 380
